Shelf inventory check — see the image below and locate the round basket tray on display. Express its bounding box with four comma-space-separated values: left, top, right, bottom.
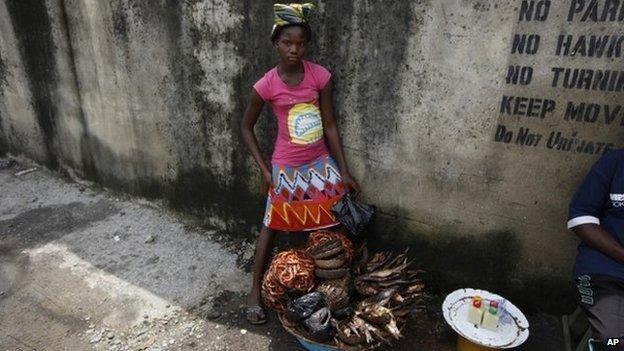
278, 314, 379, 351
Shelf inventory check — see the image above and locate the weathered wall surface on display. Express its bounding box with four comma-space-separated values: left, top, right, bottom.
1, 0, 622, 311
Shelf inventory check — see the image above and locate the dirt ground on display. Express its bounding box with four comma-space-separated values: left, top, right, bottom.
0, 159, 562, 351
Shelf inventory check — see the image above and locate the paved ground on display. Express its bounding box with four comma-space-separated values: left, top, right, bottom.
0, 159, 563, 351
0, 160, 301, 351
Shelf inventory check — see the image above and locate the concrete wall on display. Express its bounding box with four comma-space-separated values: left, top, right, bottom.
1, 0, 623, 311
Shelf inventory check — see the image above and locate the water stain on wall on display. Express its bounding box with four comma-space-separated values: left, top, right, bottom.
0, 53, 6, 155
352, 1, 416, 159
58, 0, 99, 179
111, 1, 130, 44
6, 0, 60, 169
0, 53, 7, 96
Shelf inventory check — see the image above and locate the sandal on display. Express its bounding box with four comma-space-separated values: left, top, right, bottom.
246, 305, 267, 325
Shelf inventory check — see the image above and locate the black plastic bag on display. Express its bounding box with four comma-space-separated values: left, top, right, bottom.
302, 307, 334, 341
285, 292, 327, 323
332, 193, 375, 236
333, 306, 354, 320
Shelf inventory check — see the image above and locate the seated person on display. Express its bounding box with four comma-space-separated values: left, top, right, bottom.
568, 149, 624, 346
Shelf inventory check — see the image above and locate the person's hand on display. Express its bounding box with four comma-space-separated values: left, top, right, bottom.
260, 169, 273, 195
341, 171, 361, 198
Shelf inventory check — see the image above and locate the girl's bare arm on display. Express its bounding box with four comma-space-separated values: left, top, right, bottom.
241, 89, 272, 186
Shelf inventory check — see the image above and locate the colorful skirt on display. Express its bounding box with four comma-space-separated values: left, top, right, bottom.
263, 155, 347, 232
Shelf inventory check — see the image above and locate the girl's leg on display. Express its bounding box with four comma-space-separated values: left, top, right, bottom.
246, 226, 275, 324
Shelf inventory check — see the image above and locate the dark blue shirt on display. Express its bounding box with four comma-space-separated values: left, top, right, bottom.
568, 150, 624, 279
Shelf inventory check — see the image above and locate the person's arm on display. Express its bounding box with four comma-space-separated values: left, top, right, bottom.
240, 89, 272, 192
319, 79, 361, 195
572, 224, 624, 263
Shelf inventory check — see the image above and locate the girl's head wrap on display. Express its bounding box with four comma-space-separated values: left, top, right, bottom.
271, 3, 315, 41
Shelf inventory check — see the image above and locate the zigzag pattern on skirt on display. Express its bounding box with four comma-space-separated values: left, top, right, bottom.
264, 155, 346, 232
272, 162, 342, 202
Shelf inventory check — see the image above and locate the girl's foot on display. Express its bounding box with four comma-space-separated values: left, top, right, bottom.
246, 226, 275, 325
246, 305, 267, 325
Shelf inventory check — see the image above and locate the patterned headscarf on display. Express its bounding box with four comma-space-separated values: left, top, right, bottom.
271, 3, 316, 40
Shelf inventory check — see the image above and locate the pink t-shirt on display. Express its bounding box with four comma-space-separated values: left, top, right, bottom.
253, 60, 331, 166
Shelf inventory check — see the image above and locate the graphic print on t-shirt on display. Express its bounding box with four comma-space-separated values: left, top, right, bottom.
611, 194, 624, 207
288, 102, 323, 145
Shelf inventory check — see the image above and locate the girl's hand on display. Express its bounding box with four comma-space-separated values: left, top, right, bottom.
261, 169, 273, 195
341, 171, 361, 198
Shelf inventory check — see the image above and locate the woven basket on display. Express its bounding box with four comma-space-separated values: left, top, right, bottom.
278, 314, 379, 351
316, 275, 352, 311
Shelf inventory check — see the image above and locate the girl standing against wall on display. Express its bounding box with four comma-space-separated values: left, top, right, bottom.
240, 3, 359, 324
